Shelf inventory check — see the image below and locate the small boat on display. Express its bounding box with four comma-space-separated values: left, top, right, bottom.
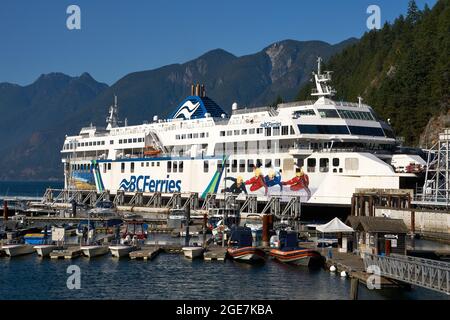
88, 200, 117, 217
2, 244, 35, 257
34, 244, 61, 257
269, 231, 322, 267
121, 219, 147, 240
109, 244, 136, 258
182, 246, 204, 259
144, 146, 162, 157
80, 245, 109, 258
227, 226, 265, 263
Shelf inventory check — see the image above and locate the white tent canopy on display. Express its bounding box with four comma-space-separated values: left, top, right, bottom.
316, 217, 354, 233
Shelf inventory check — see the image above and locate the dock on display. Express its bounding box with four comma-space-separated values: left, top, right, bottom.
129, 246, 161, 260
50, 247, 82, 259
301, 243, 400, 288
203, 246, 227, 261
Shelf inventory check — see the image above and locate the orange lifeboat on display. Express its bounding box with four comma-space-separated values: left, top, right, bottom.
144, 146, 161, 157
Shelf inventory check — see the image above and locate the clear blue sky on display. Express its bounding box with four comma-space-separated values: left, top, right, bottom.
0, 0, 436, 85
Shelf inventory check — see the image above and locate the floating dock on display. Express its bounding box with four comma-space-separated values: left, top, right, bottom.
50, 247, 82, 259
203, 246, 227, 261
129, 246, 161, 260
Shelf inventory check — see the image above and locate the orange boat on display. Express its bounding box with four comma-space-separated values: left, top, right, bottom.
144, 146, 161, 156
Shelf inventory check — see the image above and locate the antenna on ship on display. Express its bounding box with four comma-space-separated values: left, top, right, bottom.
106, 95, 120, 130
358, 96, 363, 108
311, 57, 336, 102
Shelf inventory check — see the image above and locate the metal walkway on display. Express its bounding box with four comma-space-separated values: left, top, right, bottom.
363, 253, 450, 295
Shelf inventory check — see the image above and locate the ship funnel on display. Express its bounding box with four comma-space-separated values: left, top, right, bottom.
153, 115, 158, 122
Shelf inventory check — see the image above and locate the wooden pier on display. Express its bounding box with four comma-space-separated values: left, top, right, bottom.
203, 246, 227, 261
129, 246, 161, 260
50, 247, 82, 259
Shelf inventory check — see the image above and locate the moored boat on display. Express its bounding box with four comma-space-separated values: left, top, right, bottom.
109, 244, 136, 258
269, 231, 322, 267
182, 246, 204, 259
34, 244, 61, 257
2, 244, 35, 257
227, 226, 265, 263
80, 245, 109, 257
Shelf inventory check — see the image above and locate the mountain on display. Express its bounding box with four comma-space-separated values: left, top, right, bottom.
297, 0, 450, 146
0, 73, 108, 180
75, 38, 357, 127
0, 38, 356, 180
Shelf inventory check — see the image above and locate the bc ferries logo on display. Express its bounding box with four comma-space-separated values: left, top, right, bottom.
173, 101, 201, 119
119, 175, 181, 193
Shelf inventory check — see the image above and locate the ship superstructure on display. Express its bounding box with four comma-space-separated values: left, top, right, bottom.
61, 58, 425, 206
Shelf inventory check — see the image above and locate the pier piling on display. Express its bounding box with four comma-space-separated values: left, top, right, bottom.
3, 200, 8, 221
350, 277, 359, 300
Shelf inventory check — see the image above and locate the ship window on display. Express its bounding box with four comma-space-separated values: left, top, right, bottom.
102, 141, 105, 145
193, 133, 198, 138
318, 109, 340, 118
348, 126, 384, 137
249, 128, 255, 134
273, 127, 280, 136
226, 130, 232, 136
339, 168, 343, 173
307, 158, 316, 172
133, 138, 137, 143
333, 158, 340, 167
293, 109, 316, 118
232, 160, 238, 173
119, 140, 122, 144
290, 126, 295, 135
247, 159, 254, 173
298, 125, 350, 135
103, 164, 107, 173
89, 142, 93, 146
130, 162, 135, 173
275, 159, 280, 167
167, 161, 172, 173
297, 158, 304, 168
333, 168, 337, 173
281, 126, 289, 135
220, 131, 225, 137
241, 129, 247, 135
204, 160, 209, 173
110, 140, 114, 144
157, 162, 160, 167
319, 158, 329, 172
265, 127, 271, 136
127, 139, 131, 143
200, 132, 205, 138
108, 163, 111, 170
257, 128, 263, 134
188, 134, 193, 139
239, 160, 245, 172
234, 130, 240, 135
181, 134, 186, 139
265, 159, 272, 168
141, 162, 144, 167
256, 159, 263, 168
179, 161, 183, 173
176, 135, 180, 140
121, 163, 125, 173
345, 158, 359, 171
217, 160, 223, 171
173, 161, 178, 173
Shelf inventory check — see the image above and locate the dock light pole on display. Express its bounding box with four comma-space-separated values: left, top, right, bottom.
184, 205, 190, 247
3, 200, 8, 221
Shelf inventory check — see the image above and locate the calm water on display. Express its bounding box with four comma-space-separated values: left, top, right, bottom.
0, 180, 63, 198
0, 181, 449, 300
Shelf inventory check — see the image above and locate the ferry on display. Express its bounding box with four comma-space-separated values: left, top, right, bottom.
61, 58, 426, 208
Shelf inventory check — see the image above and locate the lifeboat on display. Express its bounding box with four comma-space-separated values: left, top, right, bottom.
144, 146, 161, 156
